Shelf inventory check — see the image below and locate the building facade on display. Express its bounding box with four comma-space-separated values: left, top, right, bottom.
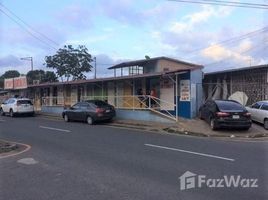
5, 57, 203, 121
203, 64, 268, 105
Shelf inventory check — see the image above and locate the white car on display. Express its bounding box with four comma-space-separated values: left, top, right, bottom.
246, 100, 268, 130
0, 98, 34, 117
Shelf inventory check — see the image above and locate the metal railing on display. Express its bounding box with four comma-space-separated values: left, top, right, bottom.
41, 95, 177, 121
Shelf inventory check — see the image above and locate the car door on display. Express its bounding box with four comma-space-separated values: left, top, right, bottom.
3, 99, 13, 113
1, 99, 9, 112
250, 102, 262, 122
68, 103, 81, 121
79, 102, 91, 121
259, 103, 268, 124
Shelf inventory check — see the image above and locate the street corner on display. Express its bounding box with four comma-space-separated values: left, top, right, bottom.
162, 118, 268, 141
0, 139, 31, 159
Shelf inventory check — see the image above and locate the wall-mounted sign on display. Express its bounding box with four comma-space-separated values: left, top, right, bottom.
180, 80, 190, 101
4, 77, 27, 90
4, 78, 14, 89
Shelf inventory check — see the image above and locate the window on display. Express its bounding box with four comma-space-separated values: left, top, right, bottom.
8, 99, 15, 104
252, 102, 261, 109
261, 103, 268, 111
216, 100, 244, 110
129, 66, 143, 75
91, 100, 108, 106
80, 102, 90, 110
72, 103, 80, 109
17, 100, 33, 105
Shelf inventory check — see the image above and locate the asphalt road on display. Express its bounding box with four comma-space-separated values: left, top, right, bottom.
0, 116, 267, 200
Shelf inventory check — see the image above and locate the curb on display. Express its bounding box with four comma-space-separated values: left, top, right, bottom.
0, 142, 18, 153
36, 113, 268, 140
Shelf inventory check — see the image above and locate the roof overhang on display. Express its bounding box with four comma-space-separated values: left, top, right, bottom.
108, 56, 203, 70
27, 69, 191, 88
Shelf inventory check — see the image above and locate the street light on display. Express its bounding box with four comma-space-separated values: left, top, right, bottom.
21, 57, 33, 71
93, 57, 97, 79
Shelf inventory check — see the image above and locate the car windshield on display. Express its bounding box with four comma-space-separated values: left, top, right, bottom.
216, 101, 245, 111
87, 100, 108, 107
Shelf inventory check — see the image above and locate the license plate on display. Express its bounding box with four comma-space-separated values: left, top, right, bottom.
232, 115, 240, 119
106, 110, 110, 113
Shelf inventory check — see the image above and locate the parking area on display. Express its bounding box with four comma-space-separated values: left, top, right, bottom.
177, 118, 268, 136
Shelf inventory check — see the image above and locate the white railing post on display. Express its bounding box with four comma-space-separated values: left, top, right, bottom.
176, 75, 178, 122
132, 95, 134, 110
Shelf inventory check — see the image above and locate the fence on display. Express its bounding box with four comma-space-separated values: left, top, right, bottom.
202, 82, 268, 106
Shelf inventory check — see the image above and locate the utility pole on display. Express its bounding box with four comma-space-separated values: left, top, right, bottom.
21, 57, 33, 71
94, 57, 97, 79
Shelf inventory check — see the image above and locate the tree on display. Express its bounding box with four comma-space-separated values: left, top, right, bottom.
44, 45, 93, 81
0, 70, 20, 88
43, 71, 58, 83
27, 70, 45, 85
26, 70, 58, 84
1, 70, 20, 79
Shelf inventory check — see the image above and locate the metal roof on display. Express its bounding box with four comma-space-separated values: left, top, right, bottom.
27, 68, 190, 88
205, 64, 268, 75
108, 56, 203, 69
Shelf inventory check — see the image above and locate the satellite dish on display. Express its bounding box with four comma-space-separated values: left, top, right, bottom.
228, 91, 248, 106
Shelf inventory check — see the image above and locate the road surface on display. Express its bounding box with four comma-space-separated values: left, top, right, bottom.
0, 116, 267, 200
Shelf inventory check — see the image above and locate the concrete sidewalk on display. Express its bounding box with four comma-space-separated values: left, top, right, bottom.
37, 112, 268, 139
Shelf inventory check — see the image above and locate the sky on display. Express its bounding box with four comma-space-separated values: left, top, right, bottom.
0, 0, 267, 78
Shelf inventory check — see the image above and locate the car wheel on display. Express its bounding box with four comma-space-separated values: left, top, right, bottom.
9, 109, 14, 117
86, 116, 93, 125
0, 108, 4, 116
264, 119, 268, 130
210, 118, 217, 130
64, 114, 69, 122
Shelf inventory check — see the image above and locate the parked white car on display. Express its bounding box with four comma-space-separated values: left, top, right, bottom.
246, 100, 268, 130
0, 98, 34, 117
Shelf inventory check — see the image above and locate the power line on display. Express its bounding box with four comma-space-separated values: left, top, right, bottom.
204, 40, 268, 67
186, 26, 268, 55
0, 3, 59, 47
202, 0, 268, 7
167, 0, 268, 9
0, 8, 57, 50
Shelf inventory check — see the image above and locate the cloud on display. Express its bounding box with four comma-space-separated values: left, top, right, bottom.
0, 55, 23, 68
170, 5, 232, 34
200, 42, 258, 72
0, 55, 27, 75
85, 53, 128, 78
98, 0, 143, 26
56, 4, 93, 28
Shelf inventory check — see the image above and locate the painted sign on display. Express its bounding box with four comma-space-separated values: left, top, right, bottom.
4, 77, 27, 90
180, 80, 190, 101
13, 77, 27, 89
4, 78, 14, 89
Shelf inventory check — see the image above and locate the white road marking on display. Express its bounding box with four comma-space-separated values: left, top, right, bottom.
145, 143, 235, 162
17, 157, 38, 165
0, 119, 6, 122
39, 126, 70, 133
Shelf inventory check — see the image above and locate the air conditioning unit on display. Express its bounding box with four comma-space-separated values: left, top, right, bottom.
33, 80, 40, 85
